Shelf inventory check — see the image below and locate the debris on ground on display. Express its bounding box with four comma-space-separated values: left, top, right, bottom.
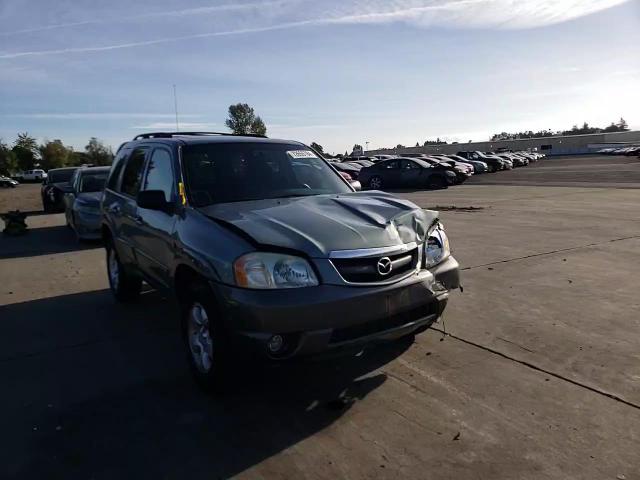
434, 205, 485, 212
1, 210, 28, 235
453, 432, 461, 441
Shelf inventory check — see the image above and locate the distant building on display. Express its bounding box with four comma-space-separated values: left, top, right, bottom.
367, 130, 640, 156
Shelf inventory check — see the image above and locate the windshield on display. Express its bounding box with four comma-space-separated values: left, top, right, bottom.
79, 171, 108, 192
49, 169, 76, 183
182, 142, 351, 206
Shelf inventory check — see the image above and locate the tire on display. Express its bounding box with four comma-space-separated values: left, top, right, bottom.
369, 176, 383, 190
106, 243, 141, 302
180, 282, 231, 392
427, 175, 447, 190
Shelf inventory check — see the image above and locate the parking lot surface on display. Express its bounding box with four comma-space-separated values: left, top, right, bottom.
1, 155, 639, 479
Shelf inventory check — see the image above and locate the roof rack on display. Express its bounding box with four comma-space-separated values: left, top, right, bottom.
132, 131, 268, 140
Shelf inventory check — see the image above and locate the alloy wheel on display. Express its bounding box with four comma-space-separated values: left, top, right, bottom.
187, 302, 214, 373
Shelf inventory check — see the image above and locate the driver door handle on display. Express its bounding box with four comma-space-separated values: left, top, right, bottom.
107, 205, 121, 215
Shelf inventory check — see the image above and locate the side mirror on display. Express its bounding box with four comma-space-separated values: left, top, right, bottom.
137, 190, 169, 211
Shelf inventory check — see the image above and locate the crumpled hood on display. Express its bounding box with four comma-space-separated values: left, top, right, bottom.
198, 191, 438, 257
76, 191, 102, 206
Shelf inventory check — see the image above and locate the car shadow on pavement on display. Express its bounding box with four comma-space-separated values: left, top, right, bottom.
0, 288, 412, 479
0, 225, 100, 259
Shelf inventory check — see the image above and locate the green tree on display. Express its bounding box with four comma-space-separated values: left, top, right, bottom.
0, 139, 18, 176
225, 103, 267, 136
39, 139, 72, 170
84, 137, 113, 166
310, 142, 324, 154
12, 132, 39, 171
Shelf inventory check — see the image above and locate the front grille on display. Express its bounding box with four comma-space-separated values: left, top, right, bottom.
331, 247, 419, 283
329, 302, 438, 344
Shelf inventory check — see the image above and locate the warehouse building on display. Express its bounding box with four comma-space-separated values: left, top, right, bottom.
367, 130, 640, 157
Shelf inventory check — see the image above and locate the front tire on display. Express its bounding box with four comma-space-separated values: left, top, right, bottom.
106, 244, 141, 302
180, 282, 230, 392
369, 176, 383, 190
427, 175, 447, 190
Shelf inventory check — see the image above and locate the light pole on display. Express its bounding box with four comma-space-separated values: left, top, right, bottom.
365, 141, 370, 153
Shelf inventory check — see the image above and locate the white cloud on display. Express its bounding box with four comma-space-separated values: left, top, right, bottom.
0, 0, 630, 59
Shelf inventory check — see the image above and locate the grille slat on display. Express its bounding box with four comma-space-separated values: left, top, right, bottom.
331, 248, 419, 283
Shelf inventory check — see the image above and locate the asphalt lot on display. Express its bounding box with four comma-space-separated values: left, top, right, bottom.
1, 155, 639, 479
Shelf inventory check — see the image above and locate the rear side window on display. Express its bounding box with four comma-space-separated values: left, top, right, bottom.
107, 150, 128, 191
383, 160, 399, 169
121, 148, 147, 197
142, 149, 175, 200
401, 160, 418, 169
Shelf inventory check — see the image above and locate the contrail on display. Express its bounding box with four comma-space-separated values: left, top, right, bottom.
0, 0, 289, 36
0, 19, 324, 59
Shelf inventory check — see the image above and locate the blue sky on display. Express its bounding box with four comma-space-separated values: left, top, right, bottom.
1, 0, 639, 154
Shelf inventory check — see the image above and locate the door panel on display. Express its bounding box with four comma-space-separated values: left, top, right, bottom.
381, 160, 401, 187
132, 148, 178, 288
399, 160, 421, 187
117, 147, 148, 266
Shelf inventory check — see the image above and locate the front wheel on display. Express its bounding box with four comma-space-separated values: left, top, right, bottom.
181, 282, 231, 392
427, 175, 447, 190
106, 245, 141, 302
369, 176, 383, 189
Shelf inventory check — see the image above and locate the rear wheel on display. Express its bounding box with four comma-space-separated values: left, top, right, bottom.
369, 176, 383, 190
180, 282, 231, 392
106, 244, 141, 302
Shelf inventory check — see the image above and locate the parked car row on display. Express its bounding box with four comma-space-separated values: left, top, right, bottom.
328, 150, 543, 191
598, 146, 640, 156
37, 165, 109, 239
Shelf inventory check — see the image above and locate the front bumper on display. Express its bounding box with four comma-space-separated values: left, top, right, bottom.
214, 256, 460, 360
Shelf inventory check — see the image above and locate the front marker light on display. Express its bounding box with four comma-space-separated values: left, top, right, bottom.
234, 252, 319, 289
425, 226, 450, 268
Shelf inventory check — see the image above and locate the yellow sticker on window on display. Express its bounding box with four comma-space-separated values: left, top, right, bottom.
178, 182, 187, 205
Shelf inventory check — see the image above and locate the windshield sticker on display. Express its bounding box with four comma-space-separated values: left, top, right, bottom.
287, 150, 318, 159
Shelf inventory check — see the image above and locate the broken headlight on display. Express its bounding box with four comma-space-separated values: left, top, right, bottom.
424, 226, 450, 268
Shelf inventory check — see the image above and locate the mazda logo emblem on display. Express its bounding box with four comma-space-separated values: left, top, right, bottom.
377, 257, 393, 276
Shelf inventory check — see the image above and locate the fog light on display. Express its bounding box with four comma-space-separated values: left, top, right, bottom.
267, 335, 284, 353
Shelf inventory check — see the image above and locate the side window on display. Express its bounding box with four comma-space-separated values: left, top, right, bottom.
121, 148, 147, 197
384, 160, 399, 169
107, 150, 128, 191
142, 149, 175, 200
401, 160, 417, 170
